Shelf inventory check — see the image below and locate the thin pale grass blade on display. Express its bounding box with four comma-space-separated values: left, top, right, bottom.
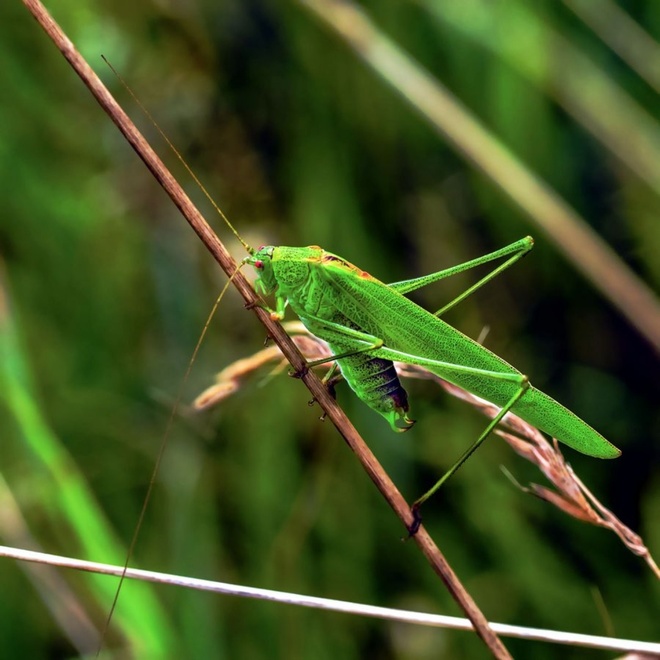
1, 544, 658, 655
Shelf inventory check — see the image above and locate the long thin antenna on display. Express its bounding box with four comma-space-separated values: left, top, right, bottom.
90, 57, 255, 657
23, 3, 515, 656
101, 56, 253, 256
96, 269, 242, 657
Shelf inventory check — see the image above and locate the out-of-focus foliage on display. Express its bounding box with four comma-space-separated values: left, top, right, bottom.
1, 0, 658, 658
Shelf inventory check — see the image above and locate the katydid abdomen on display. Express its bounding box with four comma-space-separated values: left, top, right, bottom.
318, 313, 414, 432
249, 245, 620, 460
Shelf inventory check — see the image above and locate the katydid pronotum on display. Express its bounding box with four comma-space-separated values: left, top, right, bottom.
238, 239, 620, 510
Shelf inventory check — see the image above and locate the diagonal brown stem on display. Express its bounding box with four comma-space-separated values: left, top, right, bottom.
21, 0, 511, 657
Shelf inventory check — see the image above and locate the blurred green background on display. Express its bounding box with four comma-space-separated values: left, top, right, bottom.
1, 0, 659, 658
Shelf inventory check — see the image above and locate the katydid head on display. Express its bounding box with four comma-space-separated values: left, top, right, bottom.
245, 245, 325, 294
244, 245, 278, 295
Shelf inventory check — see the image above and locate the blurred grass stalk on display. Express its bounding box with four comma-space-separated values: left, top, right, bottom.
564, 0, 660, 93
418, 0, 660, 192
0, 274, 174, 657
298, 0, 660, 353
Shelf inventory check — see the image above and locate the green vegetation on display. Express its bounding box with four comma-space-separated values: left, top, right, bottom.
1, 1, 658, 657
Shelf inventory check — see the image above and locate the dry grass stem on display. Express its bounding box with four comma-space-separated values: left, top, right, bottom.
197, 324, 658, 579
1, 543, 659, 655
22, 2, 512, 656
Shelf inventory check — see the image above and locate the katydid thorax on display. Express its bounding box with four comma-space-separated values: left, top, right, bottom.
243, 241, 620, 506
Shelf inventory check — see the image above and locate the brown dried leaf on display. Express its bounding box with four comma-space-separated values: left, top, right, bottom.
194, 324, 659, 577
193, 322, 332, 410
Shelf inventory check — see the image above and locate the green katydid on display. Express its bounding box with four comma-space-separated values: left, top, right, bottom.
239, 239, 620, 508
108, 63, 620, 508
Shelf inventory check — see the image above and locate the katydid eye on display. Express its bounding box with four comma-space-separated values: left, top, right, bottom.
254, 260, 264, 269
